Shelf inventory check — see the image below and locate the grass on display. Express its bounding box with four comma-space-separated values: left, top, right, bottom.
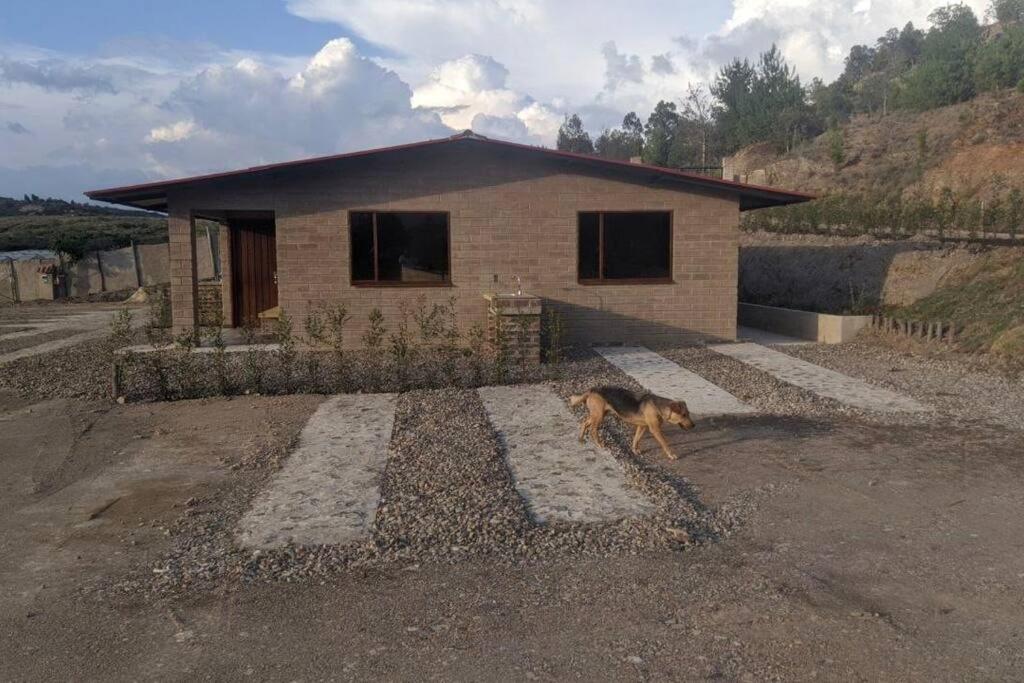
0, 215, 168, 252
900, 250, 1024, 360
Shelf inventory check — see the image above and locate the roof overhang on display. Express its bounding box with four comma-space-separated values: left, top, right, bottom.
85, 132, 814, 213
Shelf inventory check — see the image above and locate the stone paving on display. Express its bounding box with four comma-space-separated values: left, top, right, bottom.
237, 394, 397, 548
594, 346, 754, 418
709, 342, 928, 413
477, 385, 656, 524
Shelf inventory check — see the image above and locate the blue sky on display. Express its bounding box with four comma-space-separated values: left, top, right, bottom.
0, 0, 369, 57
0, 0, 987, 202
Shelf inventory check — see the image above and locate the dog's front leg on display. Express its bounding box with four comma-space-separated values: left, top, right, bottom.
631, 425, 647, 454
578, 418, 590, 443
649, 423, 677, 460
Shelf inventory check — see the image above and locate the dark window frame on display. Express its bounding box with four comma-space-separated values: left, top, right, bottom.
577, 210, 674, 285
348, 209, 453, 288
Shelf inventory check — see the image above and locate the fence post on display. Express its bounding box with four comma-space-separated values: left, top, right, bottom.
96, 251, 106, 293
7, 259, 19, 303
131, 240, 143, 288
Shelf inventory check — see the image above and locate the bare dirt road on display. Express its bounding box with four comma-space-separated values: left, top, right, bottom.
2, 383, 1022, 681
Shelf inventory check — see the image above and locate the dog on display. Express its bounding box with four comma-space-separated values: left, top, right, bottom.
569, 386, 695, 460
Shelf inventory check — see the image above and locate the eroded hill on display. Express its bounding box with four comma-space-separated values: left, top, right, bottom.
726, 88, 1024, 201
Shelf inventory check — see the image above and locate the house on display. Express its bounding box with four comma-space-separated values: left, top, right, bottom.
86, 131, 811, 347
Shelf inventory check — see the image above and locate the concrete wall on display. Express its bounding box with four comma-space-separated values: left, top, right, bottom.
136, 243, 170, 286
738, 231, 997, 314
166, 143, 743, 346
739, 302, 872, 343
0, 236, 215, 302
1, 258, 58, 302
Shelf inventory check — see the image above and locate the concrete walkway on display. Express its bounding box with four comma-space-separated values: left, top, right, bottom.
709, 342, 927, 413
594, 346, 754, 418
237, 394, 397, 548
478, 385, 656, 524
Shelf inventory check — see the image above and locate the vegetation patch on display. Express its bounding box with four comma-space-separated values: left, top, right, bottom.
898, 248, 1024, 361
0, 215, 167, 253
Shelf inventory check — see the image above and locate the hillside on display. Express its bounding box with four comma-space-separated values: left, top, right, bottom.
0, 215, 167, 253
727, 88, 1024, 201
0, 195, 167, 253
900, 247, 1024, 362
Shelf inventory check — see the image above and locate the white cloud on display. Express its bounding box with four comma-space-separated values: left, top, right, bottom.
601, 41, 645, 92
410, 53, 561, 142
650, 53, 676, 76
0, 0, 1001, 200
162, 38, 448, 169
145, 119, 198, 143
0, 56, 122, 94
515, 101, 562, 142
705, 0, 989, 81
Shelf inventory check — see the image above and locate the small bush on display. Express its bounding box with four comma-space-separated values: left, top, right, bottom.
741, 186, 1024, 242
241, 321, 266, 394
113, 300, 573, 401
272, 311, 298, 393
110, 308, 133, 348
542, 308, 566, 364
362, 307, 386, 350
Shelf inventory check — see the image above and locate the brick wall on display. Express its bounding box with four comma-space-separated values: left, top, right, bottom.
167, 144, 741, 346
197, 281, 222, 326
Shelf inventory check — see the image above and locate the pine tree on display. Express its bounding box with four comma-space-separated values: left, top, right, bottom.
556, 114, 594, 154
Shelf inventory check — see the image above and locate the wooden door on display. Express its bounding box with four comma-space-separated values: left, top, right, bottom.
230, 218, 278, 327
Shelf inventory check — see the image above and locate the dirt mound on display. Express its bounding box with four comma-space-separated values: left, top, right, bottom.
920, 142, 1024, 197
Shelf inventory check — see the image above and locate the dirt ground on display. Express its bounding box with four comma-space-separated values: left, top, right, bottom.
2, 371, 1022, 680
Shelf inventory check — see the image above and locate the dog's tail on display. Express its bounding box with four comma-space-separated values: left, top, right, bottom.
569, 391, 591, 408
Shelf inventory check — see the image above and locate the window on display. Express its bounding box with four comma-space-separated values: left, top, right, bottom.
578, 211, 672, 283
350, 211, 450, 285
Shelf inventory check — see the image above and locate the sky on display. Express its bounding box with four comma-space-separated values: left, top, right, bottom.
0, 0, 990, 202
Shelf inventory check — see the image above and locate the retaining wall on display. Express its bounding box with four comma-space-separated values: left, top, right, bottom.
738, 231, 1005, 313
738, 302, 872, 343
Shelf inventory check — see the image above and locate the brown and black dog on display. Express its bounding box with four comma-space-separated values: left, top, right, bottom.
569, 386, 695, 459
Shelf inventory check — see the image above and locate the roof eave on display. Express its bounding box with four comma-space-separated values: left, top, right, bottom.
84, 133, 815, 211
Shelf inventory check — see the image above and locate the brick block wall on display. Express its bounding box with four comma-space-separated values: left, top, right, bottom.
167, 208, 197, 333
197, 281, 222, 326
167, 144, 741, 346
485, 294, 541, 364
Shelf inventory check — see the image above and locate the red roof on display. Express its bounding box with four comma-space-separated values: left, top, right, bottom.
85, 130, 814, 212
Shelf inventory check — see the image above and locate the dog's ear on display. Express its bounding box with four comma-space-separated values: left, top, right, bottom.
669, 401, 688, 416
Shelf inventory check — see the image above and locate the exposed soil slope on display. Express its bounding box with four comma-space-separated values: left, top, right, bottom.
732, 89, 1024, 200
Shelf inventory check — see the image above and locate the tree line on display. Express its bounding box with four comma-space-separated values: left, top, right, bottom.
557, 0, 1024, 168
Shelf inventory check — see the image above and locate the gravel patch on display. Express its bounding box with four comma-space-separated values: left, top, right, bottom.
0, 337, 118, 400
108, 349, 774, 596
658, 345, 945, 426
783, 340, 1024, 431
0, 327, 89, 355
659, 346, 855, 419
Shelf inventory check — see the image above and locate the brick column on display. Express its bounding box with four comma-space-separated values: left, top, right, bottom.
168, 206, 198, 335
219, 224, 233, 326
484, 293, 542, 364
